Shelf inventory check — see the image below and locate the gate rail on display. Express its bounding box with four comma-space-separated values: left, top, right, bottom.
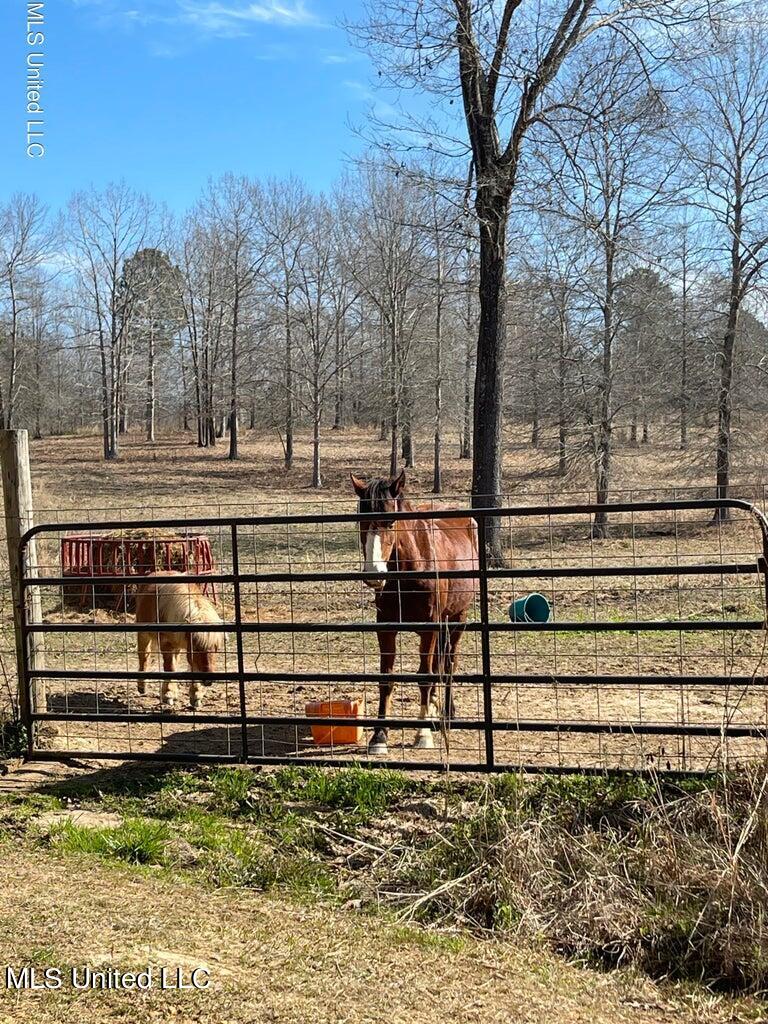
18, 497, 768, 773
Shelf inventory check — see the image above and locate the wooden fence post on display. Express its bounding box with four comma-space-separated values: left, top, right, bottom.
0, 430, 45, 737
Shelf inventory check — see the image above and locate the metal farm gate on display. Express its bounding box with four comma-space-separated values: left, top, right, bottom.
17, 498, 768, 774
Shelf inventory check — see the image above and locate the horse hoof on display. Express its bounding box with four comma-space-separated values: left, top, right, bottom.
368, 742, 389, 758
189, 702, 201, 712
414, 732, 435, 750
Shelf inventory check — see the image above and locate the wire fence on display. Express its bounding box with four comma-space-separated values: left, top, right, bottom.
14, 494, 768, 774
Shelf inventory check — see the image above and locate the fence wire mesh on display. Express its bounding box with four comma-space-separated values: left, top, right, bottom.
15, 493, 768, 773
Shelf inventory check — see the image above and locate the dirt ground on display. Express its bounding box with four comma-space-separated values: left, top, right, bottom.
0, 841, 758, 1024
24, 424, 768, 513
3, 427, 768, 770
3, 429, 768, 1023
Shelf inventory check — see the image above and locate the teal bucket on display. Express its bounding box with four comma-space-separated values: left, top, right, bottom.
509, 593, 551, 623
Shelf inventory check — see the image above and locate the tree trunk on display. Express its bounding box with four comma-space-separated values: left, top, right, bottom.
101, 337, 117, 460
118, 358, 129, 436
460, 333, 473, 459
380, 312, 389, 442
333, 322, 344, 430
714, 285, 740, 519
679, 233, 690, 451
680, 279, 688, 451
229, 287, 240, 461
312, 388, 322, 488
180, 341, 191, 432
530, 344, 540, 447
284, 296, 294, 470
389, 320, 399, 476
471, 192, 509, 563
592, 249, 615, 539
558, 308, 567, 477
630, 331, 640, 448
146, 324, 156, 442
6, 273, 21, 430
433, 294, 443, 493
402, 383, 414, 468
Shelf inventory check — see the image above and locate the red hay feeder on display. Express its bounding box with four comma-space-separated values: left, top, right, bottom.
60, 531, 217, 609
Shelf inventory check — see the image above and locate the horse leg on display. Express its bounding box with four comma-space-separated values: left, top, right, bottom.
136, 631, 155, 696
188, 654, 202, 712
161, 648, 179, 708
415, 630, 438, 749
442, 622, 466, 720
369, 630, 396, 757
443, 626, 464, 722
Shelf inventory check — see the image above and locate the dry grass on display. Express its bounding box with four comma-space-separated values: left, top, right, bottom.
0, 807, 762, 1023
3, 430, 768, 1020
25, 423, 768, 513
374, 770, 768, 991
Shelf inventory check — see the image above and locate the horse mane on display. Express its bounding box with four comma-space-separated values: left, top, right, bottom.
136, 577, 222, 652
189, 627, 220, 653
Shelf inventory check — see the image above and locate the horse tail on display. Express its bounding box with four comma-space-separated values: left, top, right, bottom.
437, 619, 450, 679
437, 619, 454, 723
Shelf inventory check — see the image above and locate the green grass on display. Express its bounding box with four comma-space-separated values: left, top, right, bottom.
51, 818, 171, 865
13, 764, 768, 993
0, 711, 26, 759
268, 765, 417, 819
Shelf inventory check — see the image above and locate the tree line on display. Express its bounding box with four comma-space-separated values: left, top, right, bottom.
0, 3, 767, 532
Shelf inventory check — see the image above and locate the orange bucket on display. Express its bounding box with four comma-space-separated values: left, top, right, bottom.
305, 699, 362, 746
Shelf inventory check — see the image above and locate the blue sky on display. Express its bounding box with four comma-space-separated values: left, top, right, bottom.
0, 0, 384, 213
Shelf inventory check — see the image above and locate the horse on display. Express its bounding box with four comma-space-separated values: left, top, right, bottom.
350, 469, 479, 756
134, 570, 222, 710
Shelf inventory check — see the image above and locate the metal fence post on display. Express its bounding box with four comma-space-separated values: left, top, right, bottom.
230, 523, 249, 761
476, 513, 495, 769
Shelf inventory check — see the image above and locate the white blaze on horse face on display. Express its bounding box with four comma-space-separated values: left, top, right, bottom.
364, 529, 388, 583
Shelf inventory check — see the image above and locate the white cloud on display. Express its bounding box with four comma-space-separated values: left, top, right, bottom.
342, 79, 373, 99
68, 0, 324, 38
177, 0, 323, 33
341, 79, 396, 120
322, 53, 354, 65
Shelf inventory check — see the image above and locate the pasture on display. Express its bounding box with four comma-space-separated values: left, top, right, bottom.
3, 427, 768, 1020
9, 427, 768, 773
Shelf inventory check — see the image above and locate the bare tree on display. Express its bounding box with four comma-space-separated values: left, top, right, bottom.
207, 175, 268, 461
261, 178, 311, 470
177, 214, 227, 448
123, 247, 181, 442
343, 163, 429, 476
291, 200, 355, 487
66, 184, 155, 459
541, 42, 679, 535
0, 194, 50, 428
681, 25, 768, 516
352, 0, 705, 557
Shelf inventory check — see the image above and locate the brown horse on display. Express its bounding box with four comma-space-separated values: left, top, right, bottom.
351, 469, 479, 756
135, 570, 222, 710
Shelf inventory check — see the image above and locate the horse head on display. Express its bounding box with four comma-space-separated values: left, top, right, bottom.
350, 469, 406, 590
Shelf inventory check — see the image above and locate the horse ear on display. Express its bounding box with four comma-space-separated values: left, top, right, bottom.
350, 473, 367, 497
389, 468, 406, 497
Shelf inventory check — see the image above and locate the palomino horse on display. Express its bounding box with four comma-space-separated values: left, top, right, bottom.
135, 570, 222, 710
351, 470, 479, 755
